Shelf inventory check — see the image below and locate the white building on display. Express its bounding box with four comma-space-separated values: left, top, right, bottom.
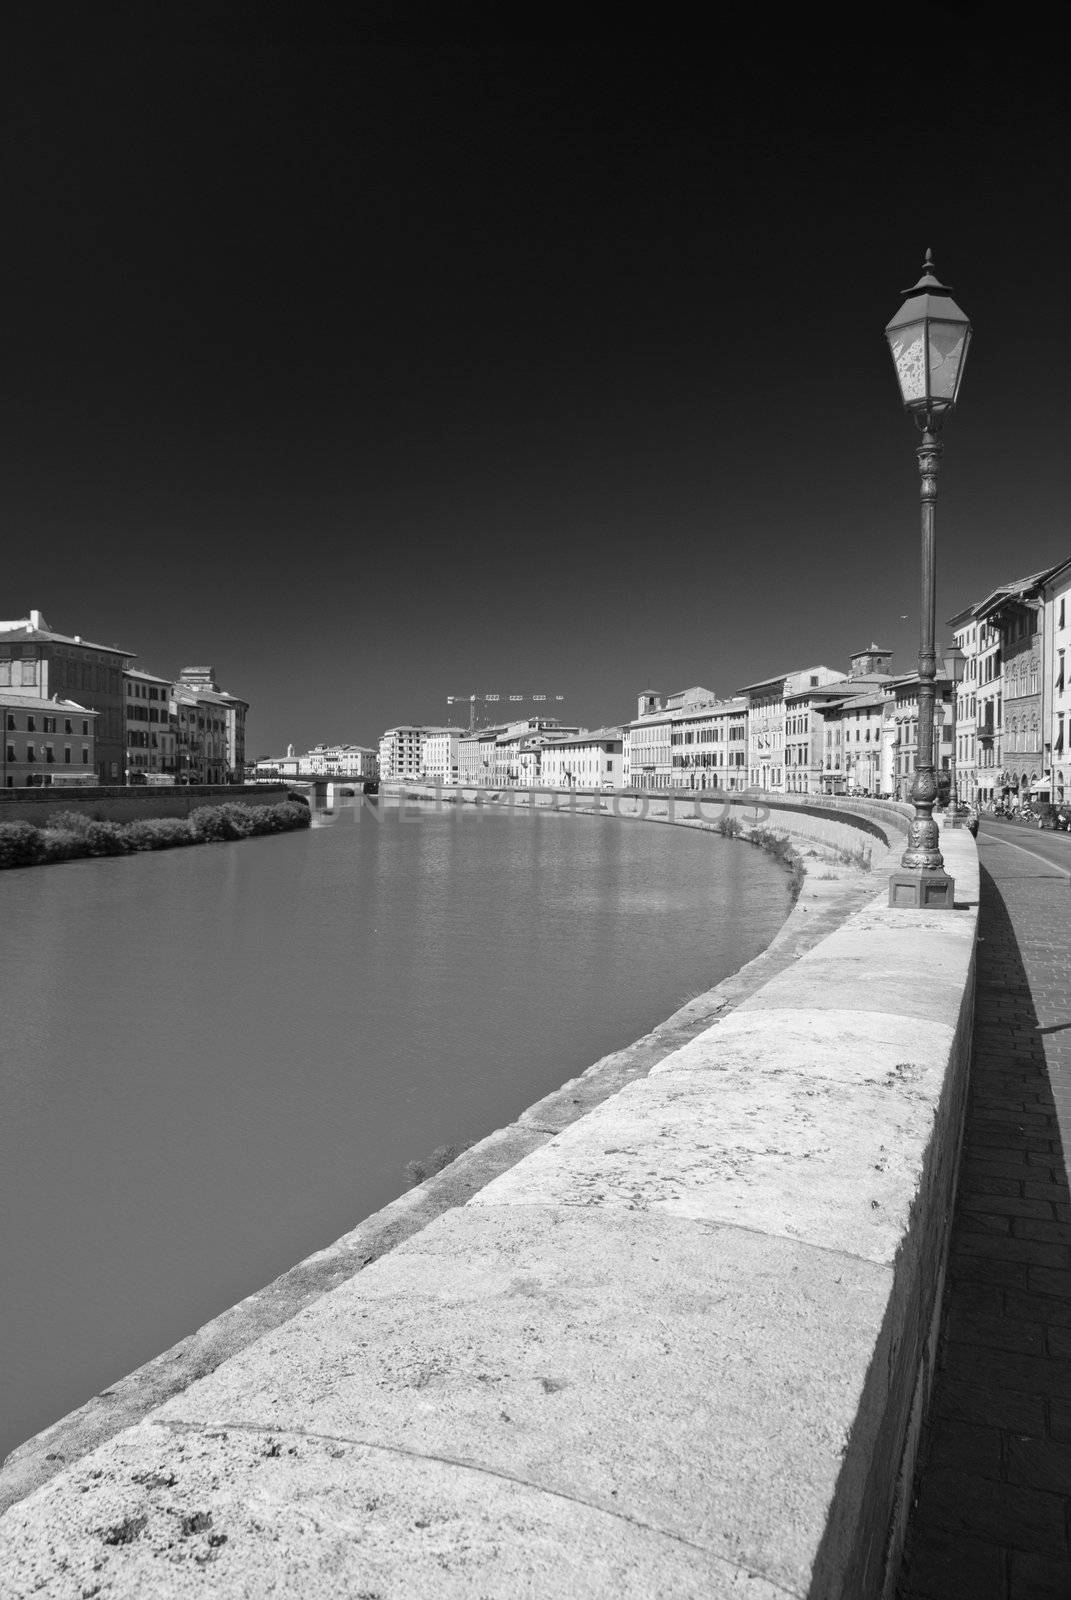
458, 726, 504, 786
1042, 557, 1071, 802
622, 688, 748, 790
740, 665, 844, 793
492, 718, 578, 787
378, 725, 427, 782
254, 744, 303, 780
539, 728, 623, 789
305, 743, 379, 781
420, 726, 466, 784
826, 687, 889, 796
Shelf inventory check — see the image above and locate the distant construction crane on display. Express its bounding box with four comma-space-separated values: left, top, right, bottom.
445, 691, 566, 736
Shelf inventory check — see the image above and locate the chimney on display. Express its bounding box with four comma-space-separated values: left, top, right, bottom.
29, 608, 41, 630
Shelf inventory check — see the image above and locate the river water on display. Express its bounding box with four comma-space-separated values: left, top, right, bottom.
0, 806, 790, 1460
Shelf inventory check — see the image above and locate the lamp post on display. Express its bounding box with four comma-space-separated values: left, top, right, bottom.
943, 644, 966, 824
886, 250, 971, 909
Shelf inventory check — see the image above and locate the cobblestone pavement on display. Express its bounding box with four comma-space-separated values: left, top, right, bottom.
898, 831, 1071, 1599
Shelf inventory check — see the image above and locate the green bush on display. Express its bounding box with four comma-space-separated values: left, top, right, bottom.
44, 809, 97, 835
218, 802, 259, 838
0, 821, 46, 868
145, 817, 196, 848
122, 818, 193, 851
717, 815, 743, 838
188, 806, 229, 842
39, 828, 87, 863
83, 820, 131, 857
272, 800, 311, 831
2, 797, 307, 869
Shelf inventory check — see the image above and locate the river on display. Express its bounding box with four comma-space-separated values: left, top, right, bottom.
0, 805, 791, 1460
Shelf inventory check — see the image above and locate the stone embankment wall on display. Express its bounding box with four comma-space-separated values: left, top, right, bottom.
0, 783, 292, 825
0, 798, 977, 1600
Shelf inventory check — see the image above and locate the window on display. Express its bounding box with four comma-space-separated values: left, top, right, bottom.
5, 713, 13, 731
82, 747, 89, 763
5, 744, 13, 763
64, 718, 72, 734
82, 721, 89, 736
64, 747, 71, 764
26, 743, 35, 761
45, 744, 54, 763
27, 715, 35, 733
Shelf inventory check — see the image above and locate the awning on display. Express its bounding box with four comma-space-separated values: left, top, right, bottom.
1030, 780, 1051, 795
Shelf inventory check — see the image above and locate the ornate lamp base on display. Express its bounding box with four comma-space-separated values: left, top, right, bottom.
888, 869, 956, 909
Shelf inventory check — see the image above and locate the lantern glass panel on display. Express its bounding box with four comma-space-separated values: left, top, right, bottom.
928, 319, 969, 403
888, 320, 927, 405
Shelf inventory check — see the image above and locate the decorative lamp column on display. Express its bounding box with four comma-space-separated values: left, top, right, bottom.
943, 644, 966, 824
885, 249, 971, 908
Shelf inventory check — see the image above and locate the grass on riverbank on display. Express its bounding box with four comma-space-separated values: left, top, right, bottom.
745, 826, 806, 902
0, 800, 311, 870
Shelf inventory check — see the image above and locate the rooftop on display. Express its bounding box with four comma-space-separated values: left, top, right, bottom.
0, 613, 135, 659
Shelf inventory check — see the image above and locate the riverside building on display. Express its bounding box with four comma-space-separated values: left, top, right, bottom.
1041, 558, 1071, 803
378, 726, 427, 782
174, 667, 248, 783
0, 610, 132, 783
123, 668, 173, 780
622, 688, 748, 791
420, 727, 466, 785
539, 728, 623, 789
784, 647, 894, 796
887, 671, 955, 801
458, 726, 504, 786
975, 573, 1046, 808
305, 744, 379, 781
947, 606, 982, 806
1, 692, 98, 787
740, 665, 844, 793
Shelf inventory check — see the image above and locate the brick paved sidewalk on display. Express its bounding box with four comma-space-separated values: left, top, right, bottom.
898, 843, 1071, 1599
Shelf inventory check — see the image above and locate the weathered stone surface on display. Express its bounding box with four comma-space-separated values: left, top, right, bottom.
0, 1419, 789, 1599
2, 1208, 889, 1598
473, 1013, 956, 1264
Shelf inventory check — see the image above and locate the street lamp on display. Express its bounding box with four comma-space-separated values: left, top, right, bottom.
886, 250, 971, 909
943, 644, 966, 824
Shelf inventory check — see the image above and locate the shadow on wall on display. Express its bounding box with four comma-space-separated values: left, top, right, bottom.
895, 866, 1071, 1597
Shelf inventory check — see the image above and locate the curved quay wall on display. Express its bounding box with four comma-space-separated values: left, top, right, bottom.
0, 793, 978, 1600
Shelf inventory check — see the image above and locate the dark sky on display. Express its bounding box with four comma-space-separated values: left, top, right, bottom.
3, 4, 1069, 754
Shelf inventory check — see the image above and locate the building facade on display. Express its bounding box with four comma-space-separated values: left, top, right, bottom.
539, 728, 623, 789
741, 666, 844, 793
174, 667, 247, 781
420, 727, 465, 784
1041, 558, 1071, 803
622, 688, 748, 790
305, 743, 379, 781
378, 726, 427, 782
886, 673, 954, 801
0, 610, 132, 783
123, 668, 173, 779
1, 693, 98, 786
947, 606, 982, 806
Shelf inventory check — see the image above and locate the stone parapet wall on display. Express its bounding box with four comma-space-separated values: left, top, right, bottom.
0, 805, 978, 1600
0, 783, 291, 825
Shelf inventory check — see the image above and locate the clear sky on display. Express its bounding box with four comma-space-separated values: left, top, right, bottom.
3, 4, 1068, 755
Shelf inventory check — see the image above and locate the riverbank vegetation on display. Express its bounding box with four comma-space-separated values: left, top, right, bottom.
744, 826, 806, 902
0, 800, 310, 870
